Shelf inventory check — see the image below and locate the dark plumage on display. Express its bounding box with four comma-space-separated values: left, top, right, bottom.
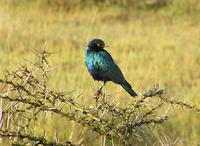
85, 38, 137, 97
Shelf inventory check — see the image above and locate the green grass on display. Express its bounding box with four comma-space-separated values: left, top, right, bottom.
0, 0, 200, 145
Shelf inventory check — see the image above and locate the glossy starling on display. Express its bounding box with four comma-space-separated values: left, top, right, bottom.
85, 38, 137, 97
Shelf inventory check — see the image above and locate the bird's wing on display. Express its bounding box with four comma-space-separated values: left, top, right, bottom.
93, 50, 125, 84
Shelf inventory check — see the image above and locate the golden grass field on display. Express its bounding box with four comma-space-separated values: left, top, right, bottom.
0, 0, 200, 145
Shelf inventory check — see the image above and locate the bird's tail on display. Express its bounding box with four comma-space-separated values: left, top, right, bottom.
121, 80, 137, 97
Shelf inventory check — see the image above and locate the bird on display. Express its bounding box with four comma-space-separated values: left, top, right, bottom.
85, 38, 137, 97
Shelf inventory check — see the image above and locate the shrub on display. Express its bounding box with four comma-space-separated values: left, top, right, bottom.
0, 50, 199, 145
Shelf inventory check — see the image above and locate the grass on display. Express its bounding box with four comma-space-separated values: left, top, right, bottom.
0, 0, 200, 145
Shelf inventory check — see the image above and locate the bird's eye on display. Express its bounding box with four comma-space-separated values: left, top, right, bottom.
97, 43, 101, 47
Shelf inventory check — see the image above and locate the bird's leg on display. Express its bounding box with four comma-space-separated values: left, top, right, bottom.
95, 81, 106, 107
96, 81, 106, 97
99, 81, 106, 91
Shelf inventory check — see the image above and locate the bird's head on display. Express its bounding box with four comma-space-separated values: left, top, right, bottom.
87, 38, 107, 51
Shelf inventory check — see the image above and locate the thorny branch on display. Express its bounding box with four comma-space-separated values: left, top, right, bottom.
0, 50, 199, 145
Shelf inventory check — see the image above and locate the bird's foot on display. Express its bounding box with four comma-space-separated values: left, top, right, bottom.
94, 86, 105, 107
94, 82, 106, 105
96, 86, 104, 97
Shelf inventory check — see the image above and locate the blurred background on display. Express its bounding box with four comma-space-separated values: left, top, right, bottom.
0, 0, 200, 145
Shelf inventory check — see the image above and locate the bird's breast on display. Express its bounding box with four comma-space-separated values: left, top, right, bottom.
85, 51, 105, 81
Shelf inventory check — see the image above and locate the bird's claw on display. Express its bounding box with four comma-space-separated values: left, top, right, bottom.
96, 87, 103, 96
